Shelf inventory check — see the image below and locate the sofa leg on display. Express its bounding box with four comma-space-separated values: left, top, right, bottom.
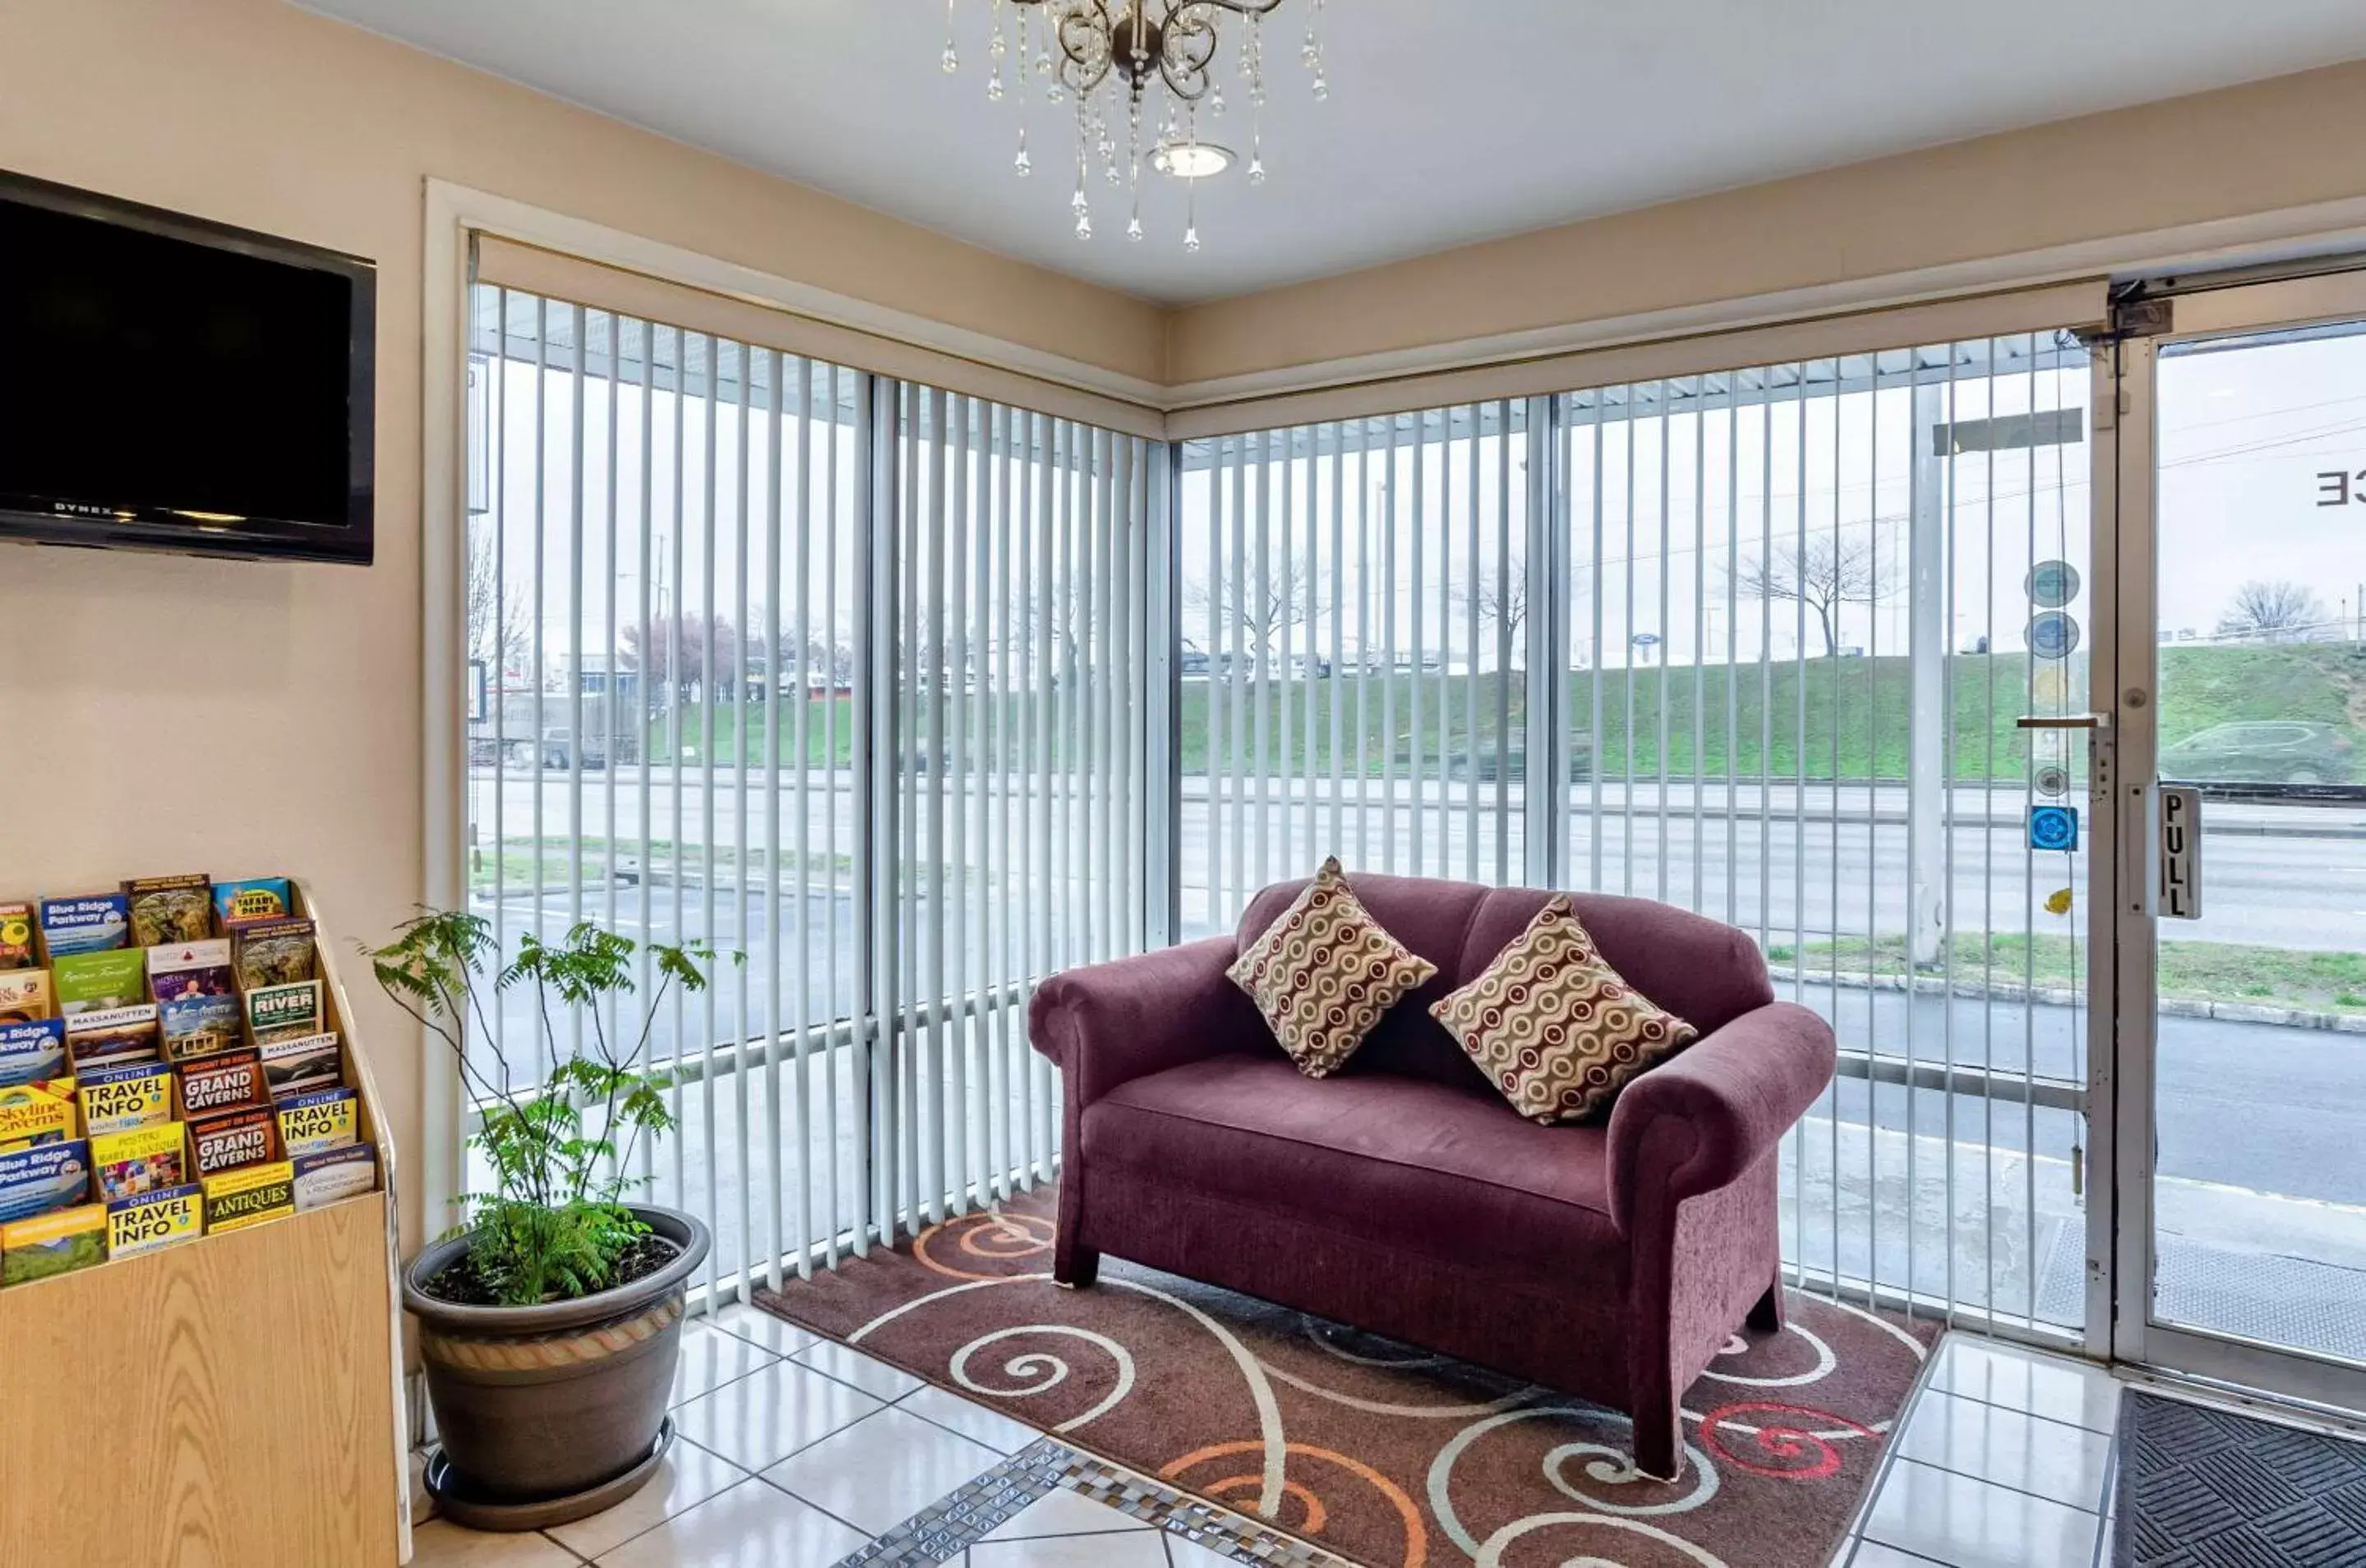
1632, 1398, 1684, 1483
1748, 1279, 1787, 1333
1054, 1243, 1100, 1290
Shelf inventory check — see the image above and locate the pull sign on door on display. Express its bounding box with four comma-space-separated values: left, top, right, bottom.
2157, 786, 2202, 920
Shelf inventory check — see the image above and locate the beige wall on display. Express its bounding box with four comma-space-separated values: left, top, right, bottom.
1169, 57, 2366, 385
0, 0, 1160, 1255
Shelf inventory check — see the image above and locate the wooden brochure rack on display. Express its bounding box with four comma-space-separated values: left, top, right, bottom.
0, 882, 407, 1567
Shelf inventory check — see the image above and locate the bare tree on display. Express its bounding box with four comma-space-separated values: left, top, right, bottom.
620, 614, 743, 703
1183, 552, 1321, 666
465, 524, 532, 680
1441, 557, 1531, 669
2216, 580, 2328, 643
1736, 535, 1898, 657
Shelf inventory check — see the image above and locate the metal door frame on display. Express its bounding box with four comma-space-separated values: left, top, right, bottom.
2103, 270, 2366, 1412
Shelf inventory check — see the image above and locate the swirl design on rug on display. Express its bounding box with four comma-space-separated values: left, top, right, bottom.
1695, 1403, 1880, 1482
1167, 1440, 1431, 1568
1428, 1404, 1721, 1559
758, 1184, 1939, 1568
1303, 1318, 1454, 1371
950, 1326, 1137, 1434
913, 1206, 1055, 1280
1695, 1321, 1837, 1387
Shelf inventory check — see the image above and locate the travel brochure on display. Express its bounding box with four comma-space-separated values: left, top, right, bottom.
0, 872, 377, 1289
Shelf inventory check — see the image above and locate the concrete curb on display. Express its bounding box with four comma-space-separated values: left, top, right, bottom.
1809, 968, 2366, 1032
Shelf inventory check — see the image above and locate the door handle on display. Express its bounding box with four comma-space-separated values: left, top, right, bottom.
2015, 713, 2111, 730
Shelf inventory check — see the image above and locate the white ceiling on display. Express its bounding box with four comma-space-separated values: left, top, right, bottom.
301, 0, 2366, 305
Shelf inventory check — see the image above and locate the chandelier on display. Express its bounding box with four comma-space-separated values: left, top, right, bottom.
940, 0, 1329, 251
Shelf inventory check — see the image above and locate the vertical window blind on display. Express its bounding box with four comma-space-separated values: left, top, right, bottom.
1554, 338, 2094, 1333
465, 284, 1149, 1308
1175, 406, 1533, 940
465, 271, 2092, 1339
1178, 339, 2092, 1335
874, 385, 1154, 1244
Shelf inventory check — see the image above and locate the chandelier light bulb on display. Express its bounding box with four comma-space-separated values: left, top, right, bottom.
944, 0, 1331, 253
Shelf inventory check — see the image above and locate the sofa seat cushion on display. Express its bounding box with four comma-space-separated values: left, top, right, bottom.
1082, 1056, 1620, 1286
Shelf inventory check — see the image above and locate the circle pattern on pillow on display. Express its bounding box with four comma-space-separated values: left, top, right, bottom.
1226, 857, 1438, 1078
1429, 895, 1700, 1123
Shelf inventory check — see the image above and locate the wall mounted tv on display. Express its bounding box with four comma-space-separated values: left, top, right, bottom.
0, 172, 375, 565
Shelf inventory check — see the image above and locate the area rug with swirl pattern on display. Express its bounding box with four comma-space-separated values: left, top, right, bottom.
754, 1190, 1937, 1568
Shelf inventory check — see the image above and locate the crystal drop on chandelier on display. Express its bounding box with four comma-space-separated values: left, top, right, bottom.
943, 0, 1333, 251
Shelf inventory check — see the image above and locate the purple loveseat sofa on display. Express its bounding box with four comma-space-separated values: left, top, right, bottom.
1026, 871, 1836, 1480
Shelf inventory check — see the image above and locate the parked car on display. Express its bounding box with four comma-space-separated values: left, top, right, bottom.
2159, 721, 2356, 785
537, 727, 613, 771
1448, 734, 1595, 782
1179, 650, 1332, 681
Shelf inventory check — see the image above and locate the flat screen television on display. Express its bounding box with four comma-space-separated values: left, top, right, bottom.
0, 171, 375, 565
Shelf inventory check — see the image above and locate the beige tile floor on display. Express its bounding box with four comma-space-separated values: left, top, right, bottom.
1838, 1334, 2125, 1568
407, 1303, 1223, 1567
408, 1317, 2142, 1567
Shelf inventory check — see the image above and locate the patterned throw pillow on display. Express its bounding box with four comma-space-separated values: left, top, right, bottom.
1430, 896, 1699, 1123
1227, 857, 1438, 1078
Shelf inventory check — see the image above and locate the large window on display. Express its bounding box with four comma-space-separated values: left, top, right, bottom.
464, 274, 2092, 1337
1177, 340, 2093, 1335
1557, 341, 2095, 1332
464, 285, 1151, 1302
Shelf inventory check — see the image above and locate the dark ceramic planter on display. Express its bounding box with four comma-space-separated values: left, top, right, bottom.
404, 1206, 710, 1529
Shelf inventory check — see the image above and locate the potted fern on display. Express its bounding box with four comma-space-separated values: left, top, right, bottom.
372, 911, 734, 1530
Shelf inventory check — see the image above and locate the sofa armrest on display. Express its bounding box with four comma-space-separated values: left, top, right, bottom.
1028, 936, 1267, 1110
1605, 1001, 1836, 1236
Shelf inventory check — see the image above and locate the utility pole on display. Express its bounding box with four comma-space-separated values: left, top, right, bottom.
1907, 384, 1947, 968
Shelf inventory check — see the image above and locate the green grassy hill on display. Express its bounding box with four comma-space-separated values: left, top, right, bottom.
616, 643, 2366, 782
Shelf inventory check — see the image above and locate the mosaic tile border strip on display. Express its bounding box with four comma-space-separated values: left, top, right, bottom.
836, 1440, 1064, 1566
1055, 1446, 1363, 1568
837, 1438, 1363, 1568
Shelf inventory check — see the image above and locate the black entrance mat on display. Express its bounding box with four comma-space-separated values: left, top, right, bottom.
2115, 1390, 2366, 1566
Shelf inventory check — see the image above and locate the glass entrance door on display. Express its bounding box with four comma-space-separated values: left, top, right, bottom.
2115, 274, 2366, 1406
